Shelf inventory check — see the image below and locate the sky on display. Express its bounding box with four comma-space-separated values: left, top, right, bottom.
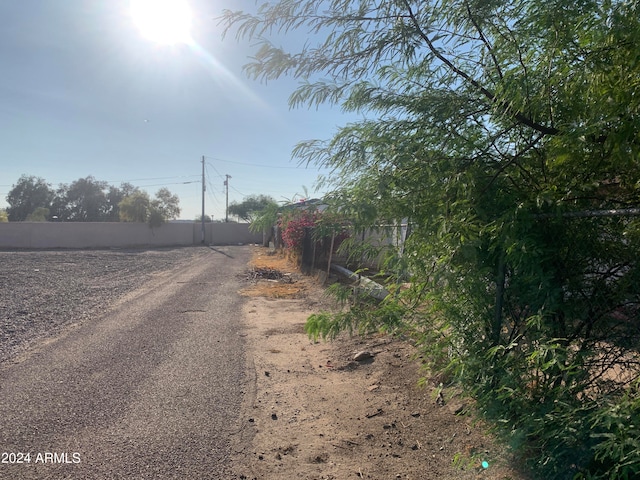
0, 0, 353, 221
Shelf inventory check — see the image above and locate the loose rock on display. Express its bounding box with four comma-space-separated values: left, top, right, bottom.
353, 350, 373, 362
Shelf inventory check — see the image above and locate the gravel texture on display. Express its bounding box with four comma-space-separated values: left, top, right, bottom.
0, 247, 201, 364
0, 245, 252, 479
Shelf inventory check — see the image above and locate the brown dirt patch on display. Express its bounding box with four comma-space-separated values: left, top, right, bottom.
239, 250, 310, 299
232, 246, 528, 480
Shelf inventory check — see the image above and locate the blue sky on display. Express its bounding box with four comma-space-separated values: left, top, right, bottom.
0, 0, 351, 220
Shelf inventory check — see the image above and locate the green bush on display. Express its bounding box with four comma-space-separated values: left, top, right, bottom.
223, 1, 640, 477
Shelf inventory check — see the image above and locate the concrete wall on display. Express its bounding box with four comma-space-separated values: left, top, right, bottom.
0, 222, 262, 249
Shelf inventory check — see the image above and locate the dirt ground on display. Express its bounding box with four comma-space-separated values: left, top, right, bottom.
231, 246, 528, 480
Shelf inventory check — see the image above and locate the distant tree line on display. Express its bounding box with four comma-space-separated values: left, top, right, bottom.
3, 175, 180, 225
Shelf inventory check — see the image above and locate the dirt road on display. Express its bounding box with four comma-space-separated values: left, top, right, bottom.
0, 246, 251, 479
232, 249, 525, 480
1, 246, 525, 480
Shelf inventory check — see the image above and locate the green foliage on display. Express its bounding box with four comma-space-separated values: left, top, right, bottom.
312, 209, 351, 243
105, 183, 138, 221
0, 210, 7, 222
250, 195, 350, 252
305, 293, 407, 341
55, 176, 109, 221
249, 201, 279, 235
119, 188, 180, 226
147, 208, 165, 229
25, 207, 50, 222
152, 187, 181, 221
119, 191, 151, 223
229, 194, 277, 222
6, 175, 54, 221
452, 450, 482, 472
6, 174, 180, 223
223, 1, 640, 477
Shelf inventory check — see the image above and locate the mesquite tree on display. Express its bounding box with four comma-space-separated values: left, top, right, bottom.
223, 1, 640, 477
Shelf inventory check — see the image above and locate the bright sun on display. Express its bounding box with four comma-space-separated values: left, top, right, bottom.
130, 0, 192, 45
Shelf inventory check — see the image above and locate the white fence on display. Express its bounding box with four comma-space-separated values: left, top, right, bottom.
0, 222, 262, 249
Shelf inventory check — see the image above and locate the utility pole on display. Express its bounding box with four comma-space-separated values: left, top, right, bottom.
224, 174, 231, 222
201, 156, 205, 244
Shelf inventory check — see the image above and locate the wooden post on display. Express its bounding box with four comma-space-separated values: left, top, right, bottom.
325, 233, 335, 284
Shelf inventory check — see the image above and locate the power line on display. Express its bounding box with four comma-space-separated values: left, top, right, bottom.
204, 164, 222, 201
204, 155, 322, 171
136, 181, 200, 188
205, 161, 225, 179
230, 185, 247, 197
206, 179, 220, 204
105, 175, 200, 184
202, 163, 222, 220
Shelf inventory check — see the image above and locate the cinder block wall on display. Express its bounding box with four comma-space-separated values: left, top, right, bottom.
0, 222, 262, 249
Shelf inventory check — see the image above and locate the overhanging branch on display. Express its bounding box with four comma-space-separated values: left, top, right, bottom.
401, 0, 559, 136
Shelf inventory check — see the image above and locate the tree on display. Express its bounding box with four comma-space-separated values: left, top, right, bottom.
26, 207, 50, 222
119, 188, 181, 226
54, 176, 109, 221
105, 183, 139, 221
119, 191, 151, 223
223, 1, 640, 477
0, 210, 8, 222
151, 187, 181, 221
229, 194, 277, 222
6, 175, 54, 221
249, 200, 281, 246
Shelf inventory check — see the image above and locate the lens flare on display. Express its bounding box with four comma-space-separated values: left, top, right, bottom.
131, 0, 192, 45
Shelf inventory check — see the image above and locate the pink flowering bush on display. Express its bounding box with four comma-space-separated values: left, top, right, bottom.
281, 209, 318, 252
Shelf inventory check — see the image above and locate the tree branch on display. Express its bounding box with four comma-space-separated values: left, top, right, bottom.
400, 0, 559, 136
464, 0, 503, 81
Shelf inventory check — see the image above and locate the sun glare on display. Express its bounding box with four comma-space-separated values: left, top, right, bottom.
130, 0, 192, 45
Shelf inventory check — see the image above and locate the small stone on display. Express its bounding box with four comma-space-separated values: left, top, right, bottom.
271, 413, 278, 420
353, 351, 373, 362
447, 402, 466, 415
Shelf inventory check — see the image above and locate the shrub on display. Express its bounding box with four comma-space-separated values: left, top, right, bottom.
281, 209, 318, 252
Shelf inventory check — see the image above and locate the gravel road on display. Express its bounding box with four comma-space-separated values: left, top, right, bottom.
0, 246, 251, 479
